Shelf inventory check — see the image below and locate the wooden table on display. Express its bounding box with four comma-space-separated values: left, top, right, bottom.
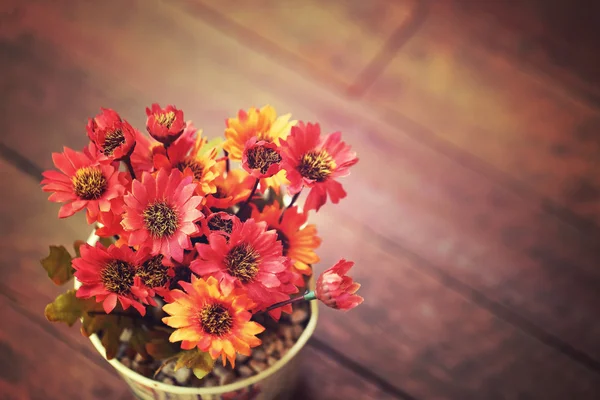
1, 1, 600, 399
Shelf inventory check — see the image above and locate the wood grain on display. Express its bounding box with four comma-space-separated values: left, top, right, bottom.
363, 1, 600, 227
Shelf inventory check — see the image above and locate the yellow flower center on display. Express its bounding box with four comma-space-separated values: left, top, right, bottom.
225, 243, 259, 283
200, 304, 233, 336
154, 111, 176, 129
175, 159, 204, 181
72, 167, 108, 200
208, 215, 233, 235
103, 129, 125, 156
298, 150, 334, 182
101, 260, 134, 294
246, 145, 281, 174
143, 201, 179, 238
136, 255, 169, 288
275, 229, 290, 256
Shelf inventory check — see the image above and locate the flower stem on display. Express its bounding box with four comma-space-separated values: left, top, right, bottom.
243, 178, 260, 207
264, 290, 316, 313
224, 150, 230, 173
279, 190, 301, 223
123, 157, 136, 180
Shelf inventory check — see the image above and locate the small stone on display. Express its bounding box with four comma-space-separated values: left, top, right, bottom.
284, 338, 295, 350
264, 341, 276, 356
238, 365, 254, 378
249, 360, 267, 373
162, 377, 175, 385
235, 352, 249, 364
252, 349, 267, 361
292, 324, 304, 339
161, 361, 176, 377
219, 371, 236, 386
202, 377, 219, 388
290, 309, 308, 324
120, 357, 132, 369
275, 338, 285, 354
267, 357, 278, 367
212, 364, 229, 378
134, 353, 146, 364
174, 367, 191, 384
280, 325, 294, 341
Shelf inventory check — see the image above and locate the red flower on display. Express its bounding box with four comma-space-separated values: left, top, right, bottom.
200, 211, 238, 238
145, 103, 185, 145
87, 108, 136, 160
315, 259, 363, 311
280, 122, 358, 212
242, 138, 282, 179
191, 218, 291, 310
74, 243, 151, 315
121, 169, 203, 263
135, 254, 175, 302
41, 146, 127, 223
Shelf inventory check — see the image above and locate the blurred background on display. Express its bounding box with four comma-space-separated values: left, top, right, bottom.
2, 0, 600, 399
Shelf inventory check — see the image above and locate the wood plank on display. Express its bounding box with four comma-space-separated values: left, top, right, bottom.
0, 297, 132, 400
363, 1, 600, 226
175, 0, 418, 90
3, 1, 600, 398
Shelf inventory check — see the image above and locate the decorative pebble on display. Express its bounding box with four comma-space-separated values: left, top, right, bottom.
174, 368, 191, 384
290, 309, 308, 324
235, 353, 249, 364
162, 377, 175, 385
252, 349, 267, 361
292, 324, 304, 339
267, 357, 278, 366
161, 361, 176, 377
219, 371, 236, 386
238, 365, 254, 378
120, 357, 132, 368
249, 360, 267, 373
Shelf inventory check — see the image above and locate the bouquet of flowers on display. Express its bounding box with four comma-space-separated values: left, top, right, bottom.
40, 104, 363, 381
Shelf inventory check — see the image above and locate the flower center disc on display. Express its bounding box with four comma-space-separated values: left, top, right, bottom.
143, 201, 179, 238
298, 150, 334, 182
200, 304, 233, 336
72, 167, 108, 200
176, 159, 204, 181
155, 111, 176, 128
103, 129, 125, 156
225, 243, 259, 283
101, 260, 135, 294
246, 145, 281, 174
208, 215, 233, 235
137, 255, 169, 288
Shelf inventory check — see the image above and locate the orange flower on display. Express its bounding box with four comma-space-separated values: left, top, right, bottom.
315, 259, 363, 311
205, 168, 255, 210
162, 275, 264, 367
251, 201, 320, 286
223, 105, 295, 161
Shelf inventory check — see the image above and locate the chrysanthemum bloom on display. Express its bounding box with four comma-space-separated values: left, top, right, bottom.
251, 201, 320, 286
191, 218, 289, 308
122, 168, 203, 263
280, 122, 358, 212
242, 138, 282, 178
74, 243, 151, 315
223, 105, 295, 161
135, 254, 175, 302
200, 212, 239, 238
41, 146, 127, 223
162, 275, 265, 366
87, 108, 136, 160
145, 103, 185, 145
154, 131, 220, 196
315, 259, 363, 311
204, 168, 255, 210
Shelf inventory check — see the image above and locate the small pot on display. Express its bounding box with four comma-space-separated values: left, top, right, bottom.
77, 231, 318, 400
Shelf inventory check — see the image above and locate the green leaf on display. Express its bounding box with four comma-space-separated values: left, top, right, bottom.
40, 245, 74, 285
44, 289, 94, 326
146, 330, 179, 360
174, 348, 214, 379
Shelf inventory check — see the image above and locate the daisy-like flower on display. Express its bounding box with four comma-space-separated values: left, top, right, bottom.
205, 168, 255, 210
280, 122, 358, 212
223, 105, 295, 161
74, 243, 151, 315
121, 168, 203, 263
145, 103, 185, 145
315, 259, 363, 311
190, 218, 289, 308
200, 211, 238, 238
162, 275, 265, 367
41, 146, 127, 223
251, 201, 320, 286
135, 254, 175, 302
87, 108, 136, 160
242, 138, 282, 179
154, 131, 221, 196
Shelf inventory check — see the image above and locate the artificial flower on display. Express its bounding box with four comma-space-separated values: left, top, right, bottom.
145, 103, 185, 145
191, 218, 290, 309
135, 254, 175, 302
251, 201, 320, 286
86, 108, 136, 160
242, 138, 282, 179
280, 122, 358, 212
162, 275, 264, 367
223, 105, 294, 161
200, 211, 239, 238
204, 168, 255, 210
121, 168, 203, 263
315, 259, 363, 310
41, 146, 127, 223
73, 242, 151, 315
